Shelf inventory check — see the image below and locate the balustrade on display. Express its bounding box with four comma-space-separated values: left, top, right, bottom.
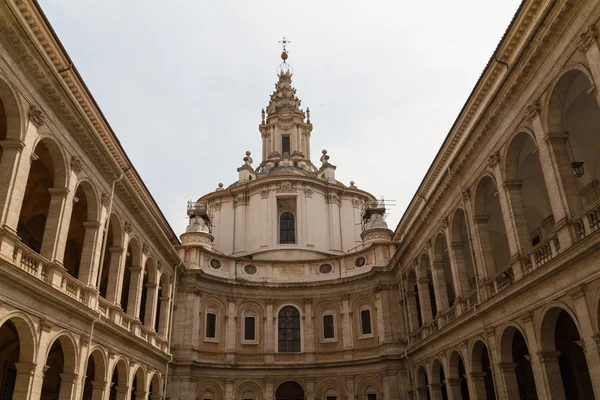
522, 232, 560, 275
572, 199, 600, 242
489, 265, 514, 295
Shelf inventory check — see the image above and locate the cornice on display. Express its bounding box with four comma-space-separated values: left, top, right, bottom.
4, 0, 181, 263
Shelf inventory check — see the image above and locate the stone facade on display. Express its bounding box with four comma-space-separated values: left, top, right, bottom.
2, 0, 600, 399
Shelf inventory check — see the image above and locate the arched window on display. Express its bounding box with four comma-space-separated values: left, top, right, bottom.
279, 212, 296, 244
278, 306, 300, 352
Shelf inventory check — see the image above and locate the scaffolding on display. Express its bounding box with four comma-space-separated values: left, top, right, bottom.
361, 197, 395, 232
187, 200, 214, 233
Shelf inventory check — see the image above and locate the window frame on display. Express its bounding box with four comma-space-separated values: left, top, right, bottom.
282, 135, 291, 157
359, 306, 374, 339
276, 305, 302, 353
204, 310, 219, 342
242, 314, 258, 344
278, 211, 296, 245
321, 312, 337, 343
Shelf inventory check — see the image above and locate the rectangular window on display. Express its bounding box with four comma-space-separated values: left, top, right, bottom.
244, 316, 256, 341
326, 396, 337, 400
205, 312, 217, 338
323, 315, 335, 339
367, 394, 377, 400
282, 136, 291, 156
360, 309, 372, 335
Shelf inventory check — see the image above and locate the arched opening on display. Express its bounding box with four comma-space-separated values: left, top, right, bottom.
471, 341, 496, 400
83, 349, 106, 400
63, 182, 98, 279
504, 132, 554, 251
499, 327, 537, 399
416, 366, 430, 400
450, 209, 476, 296
276, 381, 304, 400
99, 213, 122, 298
547, 68, 600, 215
433, 233, 456, 309
156, 273, 170, 335
149, 373, 160, 400
131, 367, 146, 400
406, 270, 422, 331
0, 318, 36, 399
109, 359, 128, 400
431, 360, 449, 400
17, 139, 66, 256
120, 238, 141, 313
41, 336, 77, 400
139, 263, 150, 325
278, 306, 301, 353
474, 176, 510, 279
418, 254, 437, 324
449, 351, 470, 400
540, 308, 594, 399
279, 211, 296, 244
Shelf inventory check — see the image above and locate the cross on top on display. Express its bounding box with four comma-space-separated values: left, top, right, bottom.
279, 37, 291, 52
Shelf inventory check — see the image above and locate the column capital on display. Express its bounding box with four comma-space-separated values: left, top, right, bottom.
469, 372, 487, 380
14, 362, 36, 374
0, 139, 26, 150
446, 378, 461, 387
91, 380, 107, 389
109, 246, 125, 254
497, 362, 518, 372
82, 221, 101, 229
567, 285, 586, 301
577, 25, 598, 53
503, 180, 523, 190
129, 266, 143, 274
473, 215, 490, 224
537, 350, 561, 362
59, 372, 78, 382
47, 187, 70, 198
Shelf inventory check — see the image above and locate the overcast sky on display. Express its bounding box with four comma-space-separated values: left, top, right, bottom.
39, 0, 522, 237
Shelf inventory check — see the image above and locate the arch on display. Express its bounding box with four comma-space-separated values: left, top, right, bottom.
545, 63, 600, 215
277, 305, 301, 353
314, 377, 346, 400
470, 339, 496, 400
0, 77, 24, 141
0, 313, 37, 363
99, 212, 124, 298
433, 232, 456, 309
131, 364, 147, 398
139, 257, 155, 324
498, 323, 537, 399
196, 379, 224, 400
448, 349, 470, 400
155, 272, 171, 334
63, 179, 100, 280
417, 253, 437, 323
406, 268, 422, 330
356, 375, 384, 399
276, 381, 305, 400
431, 358, 449, 400
121, 236, 142, 313
503, 130, 554, 252
83, 347, 107, 400
109, 357, 129, 398
16, 137, 68, 257
539, 305, 594, 398
148, 372, 161, 399
473, 175, 510, 279
0, 314, 37, 399
41, 333, 78, 400
235, 380, 264, 400
449, 208, 477, 296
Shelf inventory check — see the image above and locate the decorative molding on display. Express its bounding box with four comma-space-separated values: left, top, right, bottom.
124, 221, 133, 234
526, 101, 541, 120
101, 193, 110, 207
462, 189, 471, 202
303, 186, 313, 198
487, 151, 500, 169
28, 105, 45, 127
70, 156, 83, 173
234, 194, 250, 208
276, 181, 296, 193
211, 201, 221, 211
142, 243, 150, 255
577, 26, 597, 53
279, 199, 293, 211
260, 189, 269, 199
325, 191, 341, 206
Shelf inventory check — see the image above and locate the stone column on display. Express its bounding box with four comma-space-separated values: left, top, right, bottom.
383, 371, 399, 400
105, 246, 125, 304
415, 387, 428, 400
40, 187, 70, 262
429, 383, 444, 400
468, 372, 487, 400
569, 286, 600, 397
115, 385, 130, 400
472, 216, 495, 281
78, 221, 101, 285
266, 379, 274, 400
265, 300, 274, 361
406, 289, 420, 333
341, 295, 353, 358
431, 262, 450, 312
225, 378, 234, 400
446, 378, 462, 400
484, 328, 503, 399
306, 378, 314, 400
537, 351, 565, 400
375, 291, 386, 343
490, 168, 521, 260
158, 294, 171, 338
345, 377, 355, 400
327, 196, 342, 251
12, 362, 36, 400
126, 266, 143, 318
91, 380, 107, 400
417, 278, 433, 323
0, 140, 28, 228
135, 389, 148, 400
578, 27, 600, 104
143, 282, 159, 329
304, 188, 314, 247
225, 297, 236, 361
521, 313, 549, 399
261, 189, 269, 247
58, 373, 78, 400
497, 363, 519, 399
304, 299, 315, 357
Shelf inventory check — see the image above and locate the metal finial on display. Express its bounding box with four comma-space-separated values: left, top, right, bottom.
279, 37, 291, 52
